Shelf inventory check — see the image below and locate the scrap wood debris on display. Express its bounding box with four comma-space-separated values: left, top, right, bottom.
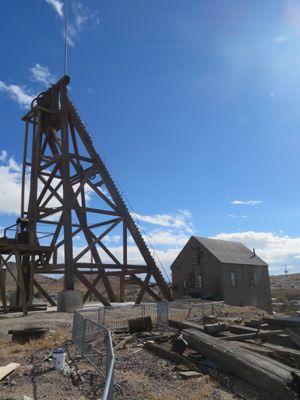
115, 313, 300, 400
105, 311, 300, 399
2, 308, 300, 400
0, 362, 20, 381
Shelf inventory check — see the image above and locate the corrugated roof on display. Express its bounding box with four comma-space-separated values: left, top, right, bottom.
194, 236, 267, 266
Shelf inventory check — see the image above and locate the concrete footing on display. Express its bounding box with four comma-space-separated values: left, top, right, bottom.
57, 290, 83, 312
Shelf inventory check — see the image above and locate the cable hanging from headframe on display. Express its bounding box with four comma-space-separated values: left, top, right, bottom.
64, 0, 69, 75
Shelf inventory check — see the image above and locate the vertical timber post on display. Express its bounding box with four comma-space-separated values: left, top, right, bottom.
28, 111, 42, 247
15, 250, 27, 315
21, 120, 29, 218
60, 83, 74, 291
120, 221, 127, 302
0, 266, 7, 313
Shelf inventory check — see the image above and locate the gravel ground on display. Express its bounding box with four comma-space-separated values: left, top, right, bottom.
0, 309, 73, 340
0, 306, 280, 400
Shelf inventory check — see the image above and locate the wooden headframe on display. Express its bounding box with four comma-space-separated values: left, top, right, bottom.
19, 76, 172, 306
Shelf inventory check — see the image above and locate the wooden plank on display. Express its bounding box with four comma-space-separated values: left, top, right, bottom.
235, 341, 300, 369
229, 325, 263, 334
169, 319, 205, 332
183, 328, 298, 400
0, 363, 20, 381
144, 341, 200, 372
223, 329, 284, 341
114, 336, 134, 351
178, 371, 202, 378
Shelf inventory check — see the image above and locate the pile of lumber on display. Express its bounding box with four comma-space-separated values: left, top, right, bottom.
168, 316, 300, 400
183, 328, 298, 400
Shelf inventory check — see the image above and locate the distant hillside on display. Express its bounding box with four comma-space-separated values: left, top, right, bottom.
270, 273, 300, 285
3, 263, 156, 301
5, 263, 56, 293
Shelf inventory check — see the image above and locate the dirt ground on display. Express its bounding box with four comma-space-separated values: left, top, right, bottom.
0, 306, 278, 400
0, 309, 73, 340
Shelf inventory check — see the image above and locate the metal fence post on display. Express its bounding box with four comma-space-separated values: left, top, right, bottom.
103, 307, 106, 327
72, 310, 78, 341
157, 301, 169, 329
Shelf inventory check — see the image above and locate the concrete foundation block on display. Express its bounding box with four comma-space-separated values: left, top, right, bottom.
57, 290, 83, 313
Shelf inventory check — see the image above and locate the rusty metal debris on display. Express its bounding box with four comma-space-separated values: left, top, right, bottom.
128, 316, 153, 334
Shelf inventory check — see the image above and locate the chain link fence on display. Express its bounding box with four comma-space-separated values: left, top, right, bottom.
169, 300, 224, 322
72, 310, 115, 400
74, 300, 224, 331
72, 300, 223, 399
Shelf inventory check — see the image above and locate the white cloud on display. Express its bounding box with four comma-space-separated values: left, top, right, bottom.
230, 200, 262, 206
274, 35, 288, 43
66, 25, 77, 47
133, 209, 194, 233
45, 1, 100, 47
73, 2, 100, 29
30, 64, 55, 87
0, 150, 7, 162
229, 214, 247, 219
213, 231, 300, 275
0, 81, 34, 108
103, 235, 121, 244
45, 0, 63, 18
0, 158, 23, 215
8, 158, 21, 173
0, 152, 94, 217
65, 2, 100, 47
144, 229, 189, 246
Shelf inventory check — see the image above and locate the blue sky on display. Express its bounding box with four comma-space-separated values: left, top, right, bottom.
1, 1, 300, 277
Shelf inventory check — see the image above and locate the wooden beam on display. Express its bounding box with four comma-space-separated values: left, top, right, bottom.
144, 341, 200, 372
33, 278, 56, 306
131, 274, 161, 302
0, 268, 7, 312
183, 329, 298, 400
222, 330, 284, 341
15, 250, 27, 315
73, 268, 110, 306
135, 273, 151, 304
59, 85, 74, 291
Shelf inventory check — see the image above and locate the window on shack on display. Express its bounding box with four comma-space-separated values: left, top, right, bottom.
249, 271, 256, 288
193, 265, 202, 288
190, 249, 199, 265
230, 271, 237, 288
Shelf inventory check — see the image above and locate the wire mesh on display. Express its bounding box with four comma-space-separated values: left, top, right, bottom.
74, 300, 224, 331
72, 311, 115, 400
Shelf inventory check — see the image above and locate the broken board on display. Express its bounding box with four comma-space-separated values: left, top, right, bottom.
0, 362, 20, 381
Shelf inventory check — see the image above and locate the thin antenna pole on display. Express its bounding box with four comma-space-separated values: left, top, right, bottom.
64, 0, 69, 75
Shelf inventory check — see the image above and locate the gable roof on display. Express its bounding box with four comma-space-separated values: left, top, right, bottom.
194, 236, 267, 266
